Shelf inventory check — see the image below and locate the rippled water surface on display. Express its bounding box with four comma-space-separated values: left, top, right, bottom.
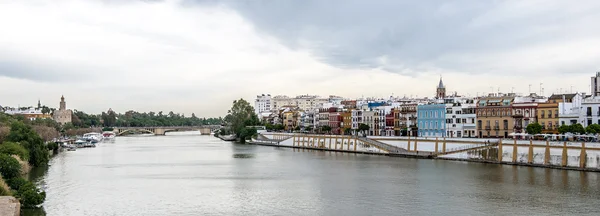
26, 132, 600, 215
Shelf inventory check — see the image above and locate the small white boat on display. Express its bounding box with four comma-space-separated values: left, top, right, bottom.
83, 133, 103, 143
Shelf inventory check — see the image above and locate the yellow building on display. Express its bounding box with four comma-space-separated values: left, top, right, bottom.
393, 108, 402, 136
341, 110, 352, 134
537, 102, 559, 134
281, 107, 300, 131
477, 95, 515, 138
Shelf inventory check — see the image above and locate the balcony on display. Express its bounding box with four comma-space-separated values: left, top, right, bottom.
514, 125, 523, 129
493, 125, 500, 130
587, 112, 592, 117
547, 114, 552, 118
554, 114, 558, 118
485, 126, 491, 130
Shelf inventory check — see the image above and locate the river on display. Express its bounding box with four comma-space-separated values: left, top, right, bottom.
24, 132, 600, 215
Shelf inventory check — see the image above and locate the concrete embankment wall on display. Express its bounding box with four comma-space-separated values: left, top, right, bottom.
259, 133, 600, 171
0, 196, 20, 216
261, 133, 388, 154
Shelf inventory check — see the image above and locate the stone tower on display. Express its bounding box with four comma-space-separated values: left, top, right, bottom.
59, 95, 66, 110
53, 95, 72, 124
436, 77, 446, 99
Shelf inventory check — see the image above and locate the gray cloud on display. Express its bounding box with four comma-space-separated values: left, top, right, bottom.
189, 0, 600, 76
0, 60, 87, 82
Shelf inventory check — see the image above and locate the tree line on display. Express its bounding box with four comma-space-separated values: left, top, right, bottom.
62, 110, 223, 128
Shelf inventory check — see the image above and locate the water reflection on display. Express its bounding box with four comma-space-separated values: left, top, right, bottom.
25, 134, 600, 216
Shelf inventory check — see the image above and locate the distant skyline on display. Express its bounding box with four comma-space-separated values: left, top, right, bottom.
1, 0, 599, 117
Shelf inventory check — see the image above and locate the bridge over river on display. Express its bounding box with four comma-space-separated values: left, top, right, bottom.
113, 125, 221, 136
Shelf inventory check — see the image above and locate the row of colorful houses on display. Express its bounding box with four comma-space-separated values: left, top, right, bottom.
255, 72, 600, 138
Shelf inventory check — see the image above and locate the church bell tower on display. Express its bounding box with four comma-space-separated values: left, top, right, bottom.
436, 76, 446, 99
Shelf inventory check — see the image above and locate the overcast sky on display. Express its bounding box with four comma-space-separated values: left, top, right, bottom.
1, 0, 599, 117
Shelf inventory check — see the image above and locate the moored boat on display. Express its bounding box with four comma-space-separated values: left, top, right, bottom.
83, 132, 103, 143
102, 131, 116, 140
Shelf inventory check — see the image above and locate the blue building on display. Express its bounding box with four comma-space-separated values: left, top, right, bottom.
417, 104, 447, 137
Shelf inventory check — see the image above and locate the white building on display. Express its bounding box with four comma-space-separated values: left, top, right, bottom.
591, 72, 600, 96
254, 94, 272, 115
445, 98, 477, 138
556, 93, 584, 126
580, 96, 600, 127
351, 109, 363, 132
271, 95, 328, 112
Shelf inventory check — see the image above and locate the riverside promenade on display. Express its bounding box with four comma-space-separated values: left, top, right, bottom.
249, 133, 600, 172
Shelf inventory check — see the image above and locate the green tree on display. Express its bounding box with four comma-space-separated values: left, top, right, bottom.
0, 154, 21, 179
274, 124, 285, 131
344, 128, 352, 135
526, 122, 542, 135
305, 126, 313, 133
558, 125, 571, 134
0, 142, 29, 162
294, 126, 301, 131
570, 123, 586, 134
6, 122, 49, 167
585, 124, 600, 134
224, 99, 260, 143
320, 125, 332, 134
358, 123, 370, 136
8, 178, 46, 208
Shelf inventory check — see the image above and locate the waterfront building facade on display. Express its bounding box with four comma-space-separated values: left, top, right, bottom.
537, 101, 559, 134
557, 93, 584, 126
417, 104, 446, 137
511, 102, 538, 134
254, 94, 272, 115
385, 110, 395, 136
53, 95, 72, 125
400, 103, 419, 137
579, 96, 600, 127
341, 110, 352, 134
477, 94, 515, 138
445, 98, 477, 138
351, 109, 363, 134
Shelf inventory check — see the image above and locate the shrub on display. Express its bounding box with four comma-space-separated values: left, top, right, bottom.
0, 176, 11, 196
6, 177, 28, 192
102, 127, 114, 132
6, 122, 49, 167
0, 154, 22, 179
46, 142, 58, 151
0, 141, 30, 161
9, 178, 46, 208
19, 186, 46, 208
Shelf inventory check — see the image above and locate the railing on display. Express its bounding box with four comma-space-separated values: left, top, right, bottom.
437, 142, 498, 156
485, 126, 491, 130
357, 137, 407, 153
493, 126, 499, 130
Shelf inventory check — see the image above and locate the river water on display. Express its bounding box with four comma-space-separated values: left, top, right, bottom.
25, 132, 600, 215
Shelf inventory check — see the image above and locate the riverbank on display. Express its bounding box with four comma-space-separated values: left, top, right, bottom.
252, 133, 600, 172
